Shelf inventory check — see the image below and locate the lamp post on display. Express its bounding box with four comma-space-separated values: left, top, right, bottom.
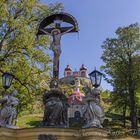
88, 68, 103, 102
83, 69, 104, 128
89, 69, 103, 88
2, 72, 14, 91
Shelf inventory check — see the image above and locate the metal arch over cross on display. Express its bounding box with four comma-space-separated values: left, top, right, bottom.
37, 12, 79, 79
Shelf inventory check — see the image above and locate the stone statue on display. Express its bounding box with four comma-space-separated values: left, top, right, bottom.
43, 79, 68, 127
0, 90, 19, 128
82, 87, 105, 128
40, 27, 74, 72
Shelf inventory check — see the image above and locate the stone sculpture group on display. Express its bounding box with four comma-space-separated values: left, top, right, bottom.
42, 79, 105, 128
43, 84, 68, 127
0, 90, 19, 128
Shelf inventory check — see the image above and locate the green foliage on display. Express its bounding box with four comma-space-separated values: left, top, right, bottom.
101, 23, 140, 90
60, 82, 86, 97
109, 91, 130, 115
136, 90, 140, 108
101, 23, 140, 123
0, 0, 64, 114
60, 83, 74, 96
100, 90, 111, 112
101, 89, 111, 99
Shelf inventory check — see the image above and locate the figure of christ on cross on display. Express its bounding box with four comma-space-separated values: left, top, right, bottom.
40, 26, 74, 78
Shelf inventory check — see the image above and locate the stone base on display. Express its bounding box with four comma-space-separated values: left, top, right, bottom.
0, 127, 107, 140
0, 127, 138, 140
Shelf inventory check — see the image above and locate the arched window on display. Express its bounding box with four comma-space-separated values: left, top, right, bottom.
74, 111, 81, 119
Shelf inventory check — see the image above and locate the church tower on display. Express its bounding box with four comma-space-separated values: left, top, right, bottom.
64, 65, 72, 77
79, 64, 88, 77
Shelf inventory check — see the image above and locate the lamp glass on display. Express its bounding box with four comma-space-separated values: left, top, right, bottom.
89, 70, 102, 88
2, 73, 14, 89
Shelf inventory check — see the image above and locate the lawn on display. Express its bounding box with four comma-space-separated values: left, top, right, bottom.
17, 114, 43, 128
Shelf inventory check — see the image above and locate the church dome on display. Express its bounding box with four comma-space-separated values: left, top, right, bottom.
64, 65, 72, 71
80, 64, 87, 71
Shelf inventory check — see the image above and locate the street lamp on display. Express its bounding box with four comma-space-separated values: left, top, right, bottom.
89, 69, 103, 88
2, 72, 14, 91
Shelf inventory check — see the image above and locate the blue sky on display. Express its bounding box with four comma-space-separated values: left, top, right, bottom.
40, 0, 140, 90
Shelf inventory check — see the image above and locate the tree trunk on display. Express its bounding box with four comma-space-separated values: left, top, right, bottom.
129, 88, 137, 130
128, 57, 138, 131
123, 105, 126, 128
138, 110, 140, 124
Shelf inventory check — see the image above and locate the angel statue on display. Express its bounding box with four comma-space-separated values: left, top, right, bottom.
82, 86, 105, 128
0, 90, 19, 128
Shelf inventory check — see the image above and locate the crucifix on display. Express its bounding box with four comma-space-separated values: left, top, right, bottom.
37, 13, 78, 79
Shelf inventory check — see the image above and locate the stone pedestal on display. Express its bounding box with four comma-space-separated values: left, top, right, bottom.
1, 127, 138, 140
0, 127, 107, 140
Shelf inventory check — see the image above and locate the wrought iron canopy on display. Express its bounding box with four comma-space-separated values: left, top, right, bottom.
37, 12, 79, 35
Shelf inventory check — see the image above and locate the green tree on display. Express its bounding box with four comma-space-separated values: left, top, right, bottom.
0, 0, 64, 114
109, 90, 130, 127
101, 23, 140, 130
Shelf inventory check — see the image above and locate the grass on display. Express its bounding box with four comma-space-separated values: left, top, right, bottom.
16, 114, 43, 128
